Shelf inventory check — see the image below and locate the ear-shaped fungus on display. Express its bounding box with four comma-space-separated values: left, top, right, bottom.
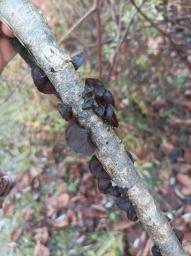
31, 66, 56, 94
104, 104, 119, 127
85, 78, 103, 87
89, 156, 110, 179
97, 178, 111, 191
93, 105, 105, 118
71, 52, 85, 70
94, 85, 105, 100
103, 90, 115, 106
82, 78, 118, 127
82, 96, 95, 110
151, 245, 161, 256
105, 186, 121, 197
57, 103, 73, 121
116, 197, 137, 221
65, 121, 96, 156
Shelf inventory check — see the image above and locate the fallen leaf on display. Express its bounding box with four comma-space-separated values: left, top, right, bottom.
184, 89, 191, 97
173, 164, 191, 174
184, 243, 191, 256
114, 221, 135, 231
0, 197, 4, 208
46, 192, 70, 218
3, 202, 14, 217
180, 99, 191, 111
57, 193, 70, 209
184, 148, 191, 164
23, 207, 33, 221
32, 177, 40, 189
45, 195, 58, 218
17, 172, 31, 191
29, 168, 42, 179
50, 214, 69, 228
34, 242, 50, 256
8, 242, 18, 249
34, 227, 49, 245
67, 210, 77, 225
177, 173, 191, 195
152, 96, 166, 111
147, 37, 163, 54
168, 117, 191, 127
11, 227, 23, 241
160, 143, 174, 155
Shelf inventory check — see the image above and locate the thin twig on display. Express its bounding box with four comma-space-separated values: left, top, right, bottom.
59, 0, 97, 43
106, 19, 132, 83
108, 0, 119, 25
88, 38, 113, 49
130, 0, 191, 70
107, 0, 147, 83
95, 0, 102, 79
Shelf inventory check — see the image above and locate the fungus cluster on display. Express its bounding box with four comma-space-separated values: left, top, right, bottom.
31, 55, 183, 255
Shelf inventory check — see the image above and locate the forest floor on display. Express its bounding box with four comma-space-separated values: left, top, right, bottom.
0, 0, 191, 255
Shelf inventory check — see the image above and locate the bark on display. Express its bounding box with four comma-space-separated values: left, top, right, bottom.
0, 0, 185, 255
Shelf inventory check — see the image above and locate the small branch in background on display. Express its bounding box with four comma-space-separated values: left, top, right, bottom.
60, 0, 103, 79
59, 0, 97, 43
107, 0, 147, 83
130, 0, 191, 71
88, 38, 113, 49
95, 0, 102, 79
108, 0, 119, 25
85, 38, 113, 58
107, 18, 133, 83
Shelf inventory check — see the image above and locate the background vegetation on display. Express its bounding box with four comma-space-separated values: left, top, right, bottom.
0, 0, 191, 255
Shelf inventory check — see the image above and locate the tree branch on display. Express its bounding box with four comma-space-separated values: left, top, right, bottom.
0, 1, 185, 255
